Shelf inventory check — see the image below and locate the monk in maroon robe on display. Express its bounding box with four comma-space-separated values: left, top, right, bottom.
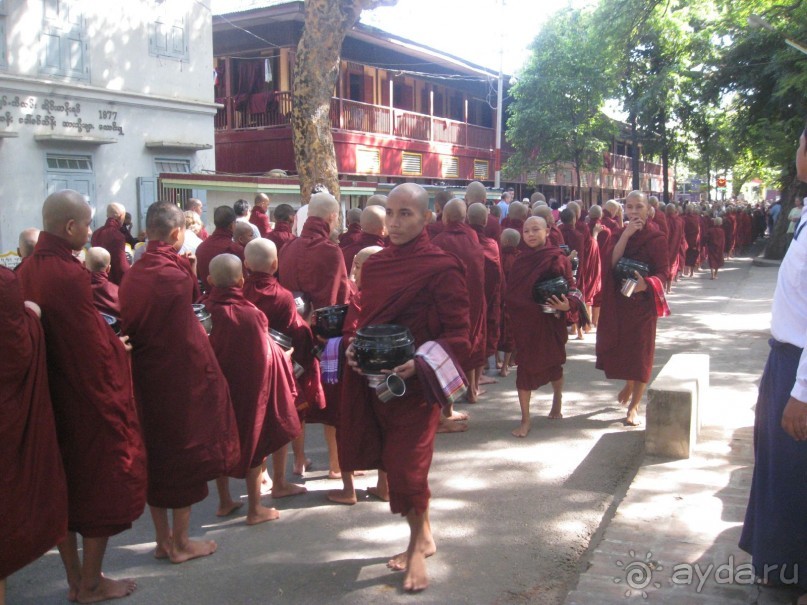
503, 201, 529, 250
90, 202, 130, 285
596, 191, 670, 426
206, 254, 303, 525
723, 210, 736, 257
266, 203, 296, 256
588, 205, 612, 327
507, 217, 586, 437
431, 199, 486, 407
0, 269, 67, 601
664, 204, 683, 290
683, 206, 701, 276
18, 190, 147, 602
706, 218, 726, 279
341, 183, 471, 592
569, 201, 601, 322
195, 205, 245, 294
468, 203, 503, 366
120, 201, 240, 564
699, 211, 712, 267
339, 208, 363, 247
602, 200, 622, 232
279, 192, 351, 476
244, 238, 326, 477
648, 196, 669, 238
86, 246, 121, 317
426, 190, 452, 239
497, 228, 520, 375
532, 206, 564, 247
249, 193, 272, 238
341, 205, 386, 273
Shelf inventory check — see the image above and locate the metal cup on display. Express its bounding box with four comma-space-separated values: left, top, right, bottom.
374, 373, 407, 402
292, 361, 305, 379
621, 277, 638, 297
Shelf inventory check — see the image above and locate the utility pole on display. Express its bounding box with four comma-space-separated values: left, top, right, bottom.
494, 0, 504, 190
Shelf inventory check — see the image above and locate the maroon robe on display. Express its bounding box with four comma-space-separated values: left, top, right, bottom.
505, 244, 579, 391
207, 286, 300, 477
675, 215, 687, 270
498, 245, 519, 352
90, 217, 130, 285
590, 219, 612, 307
279, 216, 351, 312
0, 268, 67, 579
120, 241, 240, 508
665, 214, 683, 280
249, 205, 272, 238
683, 214, 701, 267
601, 214, 619, 233
243, 271, 326, 415
426, 214, 444, 239
339, 231, 471, 515
484, 213, 502, 241
723, 214, 736, 254
266, 221, 295, 254
577, 220, 601, 306
90, 270, 120, 317
651, 210, 669, 238
595, 227, 669, 383
199, 225, 209, 240
341, 231, 386, 273
699, 214, 712, 264
338, 223, 362, 247
431, 222, 487, 370
706, 226, 725, 269
470, 223, 503, 357
547, 225, 565, 247
195, 227, 245, 294
18, 232, 147, 536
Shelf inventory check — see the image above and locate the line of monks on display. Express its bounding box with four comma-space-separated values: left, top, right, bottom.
2, 184, 763, 602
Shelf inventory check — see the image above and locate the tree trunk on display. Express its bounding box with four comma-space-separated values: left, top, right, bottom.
660, 117, 669, 204
291, 0, 396, 204
630, 111, 640, 191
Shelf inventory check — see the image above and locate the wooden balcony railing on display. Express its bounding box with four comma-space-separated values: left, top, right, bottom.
606, 152, 663, 176
215, 92, 495, 150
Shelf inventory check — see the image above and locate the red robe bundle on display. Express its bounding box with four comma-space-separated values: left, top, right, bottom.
120, 241, 240, 508
90, 217, 130, 285
18, 232, 147, 536
505, 244, 579, 391
339, 231, 471, 515
723, 214, 736, 255
338, 222, 362, 247
341, 231, 386, 273
683, 214, 701, 267
279, 216, 350, 312
596, 226, 670, 383
243, 271, 326, 416
206, 286, 301, 477
0, 268, 67, 579
590, 219, 612, 307
249, 205, 272, 238
665, 214, 683, 280
699, 214, 712, 265
90, 270, 120, 317
195, 227, 245, 294
470, 223, 503, 357
266, 221, 295, 255
547, 225, 565, 248
650, 210, 669, 238
431, 222, 487, 370
675, 214, 687, 273
705, 226, 725, 269
498, 245, 519, 353
577, 221, 601, 306
484, 213, 502, 241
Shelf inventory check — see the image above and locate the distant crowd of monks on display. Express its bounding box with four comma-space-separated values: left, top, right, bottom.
3, 183, 768, 602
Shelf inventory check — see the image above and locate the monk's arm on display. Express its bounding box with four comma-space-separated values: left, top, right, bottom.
610, 231, 631, 269
431, 264, 472, 365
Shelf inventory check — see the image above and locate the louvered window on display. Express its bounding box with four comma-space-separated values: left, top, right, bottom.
402, 152, 422, 176
356, 148, 380, 174
473, 159, 489, 180
442, 156, 459, 178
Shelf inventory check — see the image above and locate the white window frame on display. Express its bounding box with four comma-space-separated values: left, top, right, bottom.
149, 14, 189, 62
39, 0, 88, 80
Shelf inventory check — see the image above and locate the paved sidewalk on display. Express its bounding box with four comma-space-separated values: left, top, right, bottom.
565, 252, 802, 604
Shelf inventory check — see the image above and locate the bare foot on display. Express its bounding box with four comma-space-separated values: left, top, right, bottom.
465, 391, 478, 404
387, 539, 436, 571
271, 482, 307, 498
68, 580, 81, 602
293, 457, 312, 476
511, 421, 531, 438
328, 471, 342, 480
437, 421, 469, 433
444, 410, 468, 422
216, 501, 243, 517
403, 550, 428, 592
548, 408, 563, 419
367, 486, 390, 502
499, 366, 510, 378
575, 333, 584, 340
76, 576, 136, 604
327, 489, 357, 505
246, 505, 280, 525
479, 375, 497, 385
624, 416, 642, 427
476, 388, 487, 396
169, 539, 217, 564
617, 385, 631, 406
153, 543, 169, 560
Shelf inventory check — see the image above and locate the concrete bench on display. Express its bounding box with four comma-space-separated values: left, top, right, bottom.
646, 353, 710, 459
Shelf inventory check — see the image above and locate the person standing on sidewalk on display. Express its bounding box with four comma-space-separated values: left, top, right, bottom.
740, 126, 807, 595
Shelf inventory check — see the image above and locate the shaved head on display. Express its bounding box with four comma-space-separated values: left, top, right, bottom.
386, 183, 431, 245
389, 183, 429, 214
350, 245, 383, 288
366, 194, 388, 209
107, 202, 126, 220
648, 195, 659, 208
360, 205, 386, 236
308, 192, 340, 219
467, 202, 488, 227
530, 191, 546, 204
524, 216, 547, 230
146, 200, 185, 242
434, 190, 452, 213
442, 199, 467, 224
346, 207, 362, 225
273, 203, 295, 224
85, 246, 111, 272
208, 253, 243, 288
533, 205, 554, 225
42, 189, 93, 250
234, 221, 256, 245
18, 227, 40, 258
589, 205, 603, 219
508, 201, 528, 221
184, 198, 203, 213
244, 238, 277, 274
500, 227, 521, 247
465, 181, 487, 205
567, 201, 581, 219
604, 199, 621, 218
213, 205, 237, 229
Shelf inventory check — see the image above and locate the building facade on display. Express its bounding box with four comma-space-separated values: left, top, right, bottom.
0, 0, 217, 260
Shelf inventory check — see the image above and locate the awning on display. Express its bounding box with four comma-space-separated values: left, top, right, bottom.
34, 134, 116, 145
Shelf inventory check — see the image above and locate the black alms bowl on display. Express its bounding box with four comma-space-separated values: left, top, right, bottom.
558, 245, 579, 272
268, 328, 293, 350
614, 257, 649, 281
192, 304, 213, 335
100, 312, 121, 335
532, 276, 569, 305
353, 324, 416, 374
312, 304, 349, 338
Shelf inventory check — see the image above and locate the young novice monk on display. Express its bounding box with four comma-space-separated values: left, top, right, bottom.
505, 216, 586, 438
498, 228, 521, 376
85, 246, 121, 317
206, 253, 302, 525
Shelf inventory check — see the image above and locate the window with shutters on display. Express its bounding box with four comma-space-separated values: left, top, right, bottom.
442, 156, 459, 179
401, 152, 422, 176
155, 158, 192, 205
40, 0, 88, 80
356, 148, 380, 174
473, 159, 489, 180
149, 15, 189, 61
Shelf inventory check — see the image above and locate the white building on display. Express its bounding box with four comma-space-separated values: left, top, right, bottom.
0, 0, 216, 261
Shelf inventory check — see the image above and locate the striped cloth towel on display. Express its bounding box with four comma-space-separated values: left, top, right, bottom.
321, 336, 342, 384
414, 340, 468, 409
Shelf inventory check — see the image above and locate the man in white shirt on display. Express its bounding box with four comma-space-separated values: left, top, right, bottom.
496, 192, 511, 223
740, 126, 807, 593
234, 199, 261, 240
